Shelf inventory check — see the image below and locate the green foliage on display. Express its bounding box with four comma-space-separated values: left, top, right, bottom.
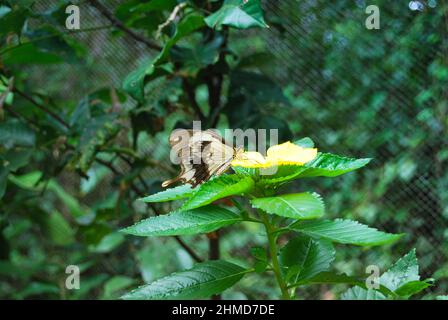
180, 175, 254, 210
121, 140, 407, 299
341, 287, 386, 300
379, 249, 420, 291
250, 192, 324, 220
279, 236, 335, 283
235, 153, 372, 185
342, 250, 434, 300
1, 0, 446, 301
121, 260, 248, 300
205, 0, 268, 29
290, 219, 403, 246
122, 205, 242, 236
123, 12, 205, 102
139, 184, 195, 203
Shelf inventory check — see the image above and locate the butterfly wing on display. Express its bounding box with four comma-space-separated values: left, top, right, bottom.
162, 130, 236, 188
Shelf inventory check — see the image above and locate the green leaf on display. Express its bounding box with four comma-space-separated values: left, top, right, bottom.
102, 276, 135, 300
0, 119, 35, 148
122, 205, 242, 236
138, 184, 195, 203
121, 260, 248, 299
123, 13, 204, 101
205, 0, 268, 29
394, 279, 433, 298
250, 192, 324, 220
0, 165, 8, 199
170, 35, 223, 76
75, 117, 121, 174
250, 247, 268, 273
294, 271, 364, 287
122, 60, 171, 103
294, 137, 315, 148
250, 247, 267, 261
180, 175, 254, 211
3, 43, 63, 65
341, 286, 387, 300
47, 180, 88, 219
380, 249, 420, 291
259, 153, 372, 185
279, 235, 335, 283
291, 219, 403, 246
224, 72, 291, 140
8, 172, 89, 219
297, 153, 372, 178
436, 295, 448, 300
296, 271, 365, 285
8, 171, 42, 190
89, 232, 125, 253
2, 148, 33, 171
44, 211, 75, 246
14, 282, 60, 299
293, 271, 393, 296
0, 8, 27, 36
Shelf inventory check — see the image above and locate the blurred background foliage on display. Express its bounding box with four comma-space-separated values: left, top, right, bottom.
0, 0, 447, 299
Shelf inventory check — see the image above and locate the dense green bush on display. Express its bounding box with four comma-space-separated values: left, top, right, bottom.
0, 0, 446, 299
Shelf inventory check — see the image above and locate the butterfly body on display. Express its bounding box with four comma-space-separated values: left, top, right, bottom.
162, 129, 242, 188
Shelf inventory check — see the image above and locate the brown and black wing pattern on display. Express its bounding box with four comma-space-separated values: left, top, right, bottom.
162, 130, 236, 188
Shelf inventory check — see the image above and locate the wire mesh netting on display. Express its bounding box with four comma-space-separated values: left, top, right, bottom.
27, 0, 448, 298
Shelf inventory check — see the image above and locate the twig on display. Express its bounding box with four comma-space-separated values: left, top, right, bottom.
182, 78, 206, 122
3, 105, 40, 128
0, 25, 113, 56
174, 236, 203, 263
156, 2, 188, 38
208, 231, 221, 300
13, 88, 70, 129
0, 76, 14, 112
88, 0, 162, 51
94, 157, 203, 263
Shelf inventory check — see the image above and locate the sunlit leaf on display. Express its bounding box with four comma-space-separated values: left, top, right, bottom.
341, 286, 387, 300
180, 175, 254, 210
394, 279, 433, 298
291, 219, 403, 246
380, 249, 419, 291
205, 0, 268, 29
121, 260, 248, 299
251, 192, 324, 220
279, 235, 335, 283
139, 184, 195, 203
122, 205, 242, 236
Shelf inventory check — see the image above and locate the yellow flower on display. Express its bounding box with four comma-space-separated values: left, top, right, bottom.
231, 141, 318, 168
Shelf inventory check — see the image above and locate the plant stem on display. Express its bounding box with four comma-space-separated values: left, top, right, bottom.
261, 213, 290, 300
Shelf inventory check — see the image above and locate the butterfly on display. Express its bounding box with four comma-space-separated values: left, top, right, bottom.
162, 129, 243, 188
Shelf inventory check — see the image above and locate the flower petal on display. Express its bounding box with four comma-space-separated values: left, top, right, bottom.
231, 141, 318, 168
266, 141, 317, 165
231, 151, 268, 167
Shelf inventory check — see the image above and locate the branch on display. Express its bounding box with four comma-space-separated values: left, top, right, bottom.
94, 157, 203, 263
182, 78, 206, 122
156, 2, 187, 38
88, 0, 162, 51
3, 105, 40, 129
208, 231, 221, 300
0, 25, 113, 56
13, 88, 70, 129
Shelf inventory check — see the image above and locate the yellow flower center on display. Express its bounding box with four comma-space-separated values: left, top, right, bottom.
231, 141, 318, 168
